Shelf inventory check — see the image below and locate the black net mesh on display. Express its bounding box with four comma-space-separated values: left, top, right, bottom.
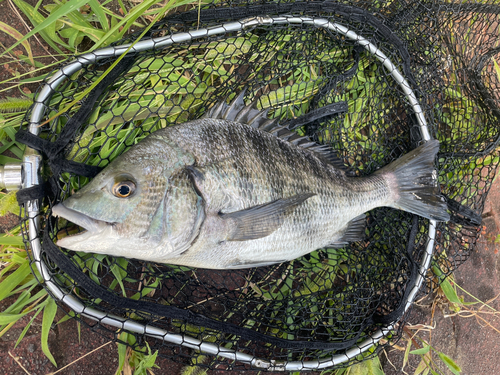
16, 0, 500, 371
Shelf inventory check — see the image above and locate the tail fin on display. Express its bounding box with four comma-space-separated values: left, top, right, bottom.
376, 140, 450, 222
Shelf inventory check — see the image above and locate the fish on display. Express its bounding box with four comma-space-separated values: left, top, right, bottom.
52, 92, 450, 269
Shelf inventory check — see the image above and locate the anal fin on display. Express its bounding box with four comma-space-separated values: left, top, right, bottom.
221, 193, 315, 241
327, 214, 366, 248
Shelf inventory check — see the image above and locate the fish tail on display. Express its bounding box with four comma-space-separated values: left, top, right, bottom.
376, 139, 450, 221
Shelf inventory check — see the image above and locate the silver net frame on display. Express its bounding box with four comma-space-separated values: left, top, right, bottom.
22, 15, 437, 371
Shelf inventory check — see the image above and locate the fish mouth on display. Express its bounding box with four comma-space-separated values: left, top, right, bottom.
52, 203, 113, 248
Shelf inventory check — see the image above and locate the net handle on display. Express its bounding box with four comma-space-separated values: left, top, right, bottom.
26, 15, 436, 371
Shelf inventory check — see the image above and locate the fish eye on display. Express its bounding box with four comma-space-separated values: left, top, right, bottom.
112, 181, 136, 198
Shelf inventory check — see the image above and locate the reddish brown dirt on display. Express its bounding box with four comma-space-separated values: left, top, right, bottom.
0, 0, 57, 101
382, 174, 500, 375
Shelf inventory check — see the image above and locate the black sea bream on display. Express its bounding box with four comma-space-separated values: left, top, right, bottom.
53, 93, 450, 269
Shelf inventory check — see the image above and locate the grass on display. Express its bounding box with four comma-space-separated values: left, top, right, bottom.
0, 1, 499, 375
383, 267, 500, 375
0, 1, 209, 373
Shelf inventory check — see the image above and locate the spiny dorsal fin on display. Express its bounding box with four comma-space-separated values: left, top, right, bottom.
203, 89, 273, 130
204, 90, 348, 171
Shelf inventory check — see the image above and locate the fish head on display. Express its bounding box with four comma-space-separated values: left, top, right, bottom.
52, 135, 200, 262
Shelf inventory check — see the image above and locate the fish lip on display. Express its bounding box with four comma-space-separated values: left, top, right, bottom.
52, 203, 112, 233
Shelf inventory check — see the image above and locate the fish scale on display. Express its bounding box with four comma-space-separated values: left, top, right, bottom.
53, 93, 449, 269
162, 120, 389, 267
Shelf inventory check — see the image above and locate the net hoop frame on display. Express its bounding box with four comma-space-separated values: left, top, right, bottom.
23, 15, 438, 371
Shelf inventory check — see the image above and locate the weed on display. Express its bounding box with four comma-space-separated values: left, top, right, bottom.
0, 1, 498, 374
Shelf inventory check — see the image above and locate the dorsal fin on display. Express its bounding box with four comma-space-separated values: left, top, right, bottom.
204, 90, 348, 171
203, 89, 272, 129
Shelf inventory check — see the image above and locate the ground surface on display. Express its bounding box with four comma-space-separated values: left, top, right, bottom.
382, 175, 500, 375
1, 2, 500, 374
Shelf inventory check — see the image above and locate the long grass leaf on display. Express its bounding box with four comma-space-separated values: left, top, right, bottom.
437, 352, 461, 375
432, 265, 461, 305
41, 297, 58, 366
44, 0, 198, 125
58, 19, 106, 42
91, 0, 203, 51
0, 311, 32, 324
45, 17, 72, 50
14, 306, 44, 348
10, 0, 67, 54
410, 345, 432, 355
0, 235, 24, 246
5, 0, 90, 56
0, 263, 16, 279
89, 0, 163, 51
0, 294, 47, 341
89, 0, 110, 32
50, 1, 94, 29
0, 69, 53, 92
1, 289, 31, 314
0, 21, 34, 65
115, 331, 128, 375
0, 262, 31, 301
24, 288, 48, 305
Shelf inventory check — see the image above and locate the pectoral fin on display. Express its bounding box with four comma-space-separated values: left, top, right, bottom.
221, 193, 315, 241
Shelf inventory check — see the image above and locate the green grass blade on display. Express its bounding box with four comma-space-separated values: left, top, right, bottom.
410, 345, 432, 355
90, 0, 203, 51
349, 357, 385, 375
45, 0, 199, 124
41, 297, 58, 367
109, 258, 128, 296
89, 0, 110, 32
5, 0, 90, 56
59, 19, 106, 43
0, 311, 32, 324
115, 331, 128, 375
14, 305, 44, 348
432, 265, 461, 305
0, 21, 34, 65
10, 0, 68, 54
437, 352, 461, 375
1, 289, 31, 314
24, 288, 48, 305
89, 0, 164, 50
0, 261, 31, 301
0, 190, 20, 216
49, 2, 94, 29
56, 310, 74, 325
0, 154, 23, 166
0, 235, 24, 246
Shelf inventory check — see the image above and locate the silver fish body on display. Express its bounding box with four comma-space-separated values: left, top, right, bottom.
53, 95, 449, 269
